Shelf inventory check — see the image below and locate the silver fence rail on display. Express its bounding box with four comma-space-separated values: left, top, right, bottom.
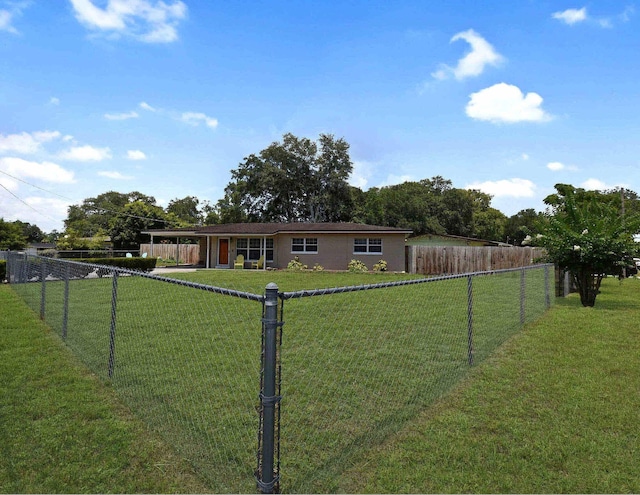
7, 253, 554, 493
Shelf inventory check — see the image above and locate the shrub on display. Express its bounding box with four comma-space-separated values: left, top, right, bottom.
312, 263, 324, 272
348, 259, 368, 272
39, 249, 58, 258
0, 260, 5, 282
372, 259, 388, 272
287, 256, 307, 271
77, 257, 157, 273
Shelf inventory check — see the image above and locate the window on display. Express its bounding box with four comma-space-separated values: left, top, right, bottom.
236, 238, 273, 261
291, 237, 318, 253
354, 238, 382, 254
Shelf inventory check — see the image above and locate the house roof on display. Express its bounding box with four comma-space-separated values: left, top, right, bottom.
145, 222, 412, 237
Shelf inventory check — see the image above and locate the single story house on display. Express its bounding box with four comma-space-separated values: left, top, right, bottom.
144, 223, 412, 271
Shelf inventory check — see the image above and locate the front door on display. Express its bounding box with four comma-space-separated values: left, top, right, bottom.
218, 238, 229, 265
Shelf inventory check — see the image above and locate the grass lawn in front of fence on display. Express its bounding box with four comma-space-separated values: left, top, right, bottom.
0, 284, 210, 494
337, 276, 640, 493
7, 265, 552, 492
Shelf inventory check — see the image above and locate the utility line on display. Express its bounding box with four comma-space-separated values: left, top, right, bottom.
0, 182, 60, 222
0, 169, 179, 226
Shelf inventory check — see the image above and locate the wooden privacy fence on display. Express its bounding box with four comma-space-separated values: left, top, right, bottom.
139, 243, 200, 265
407, 246, 547, 275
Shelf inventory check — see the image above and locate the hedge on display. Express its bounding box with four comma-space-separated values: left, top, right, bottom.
0, 260, 5, 282
77, 257, 157, 272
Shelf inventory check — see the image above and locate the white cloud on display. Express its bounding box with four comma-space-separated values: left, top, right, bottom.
98, 170, 133, 179
620, 6, 635, 23
70, 0, 188, 43
181, 112, 219, 129
581, 178, 607, 190
126, 150, 147, 160
139, 101, 156, 112
522, 153, 530, 161
552, 7, 588, 25
58, 145, 112, 161
104, 110, 139, 120
0, 131, 62, 154
0, 157, 75, 183
465, 178, 536, 198
0, 173, 18, 191
49, 97, 60, 105
0, 9, 18, 34
349, 160, 373, 189
0, 195, 70, 233
552, 6, 633, 28
466, 83, 553, 123
547, 161, 579, 172
580, 178, 628, 191
432, 29, 504, 81
378, 174, 415, 188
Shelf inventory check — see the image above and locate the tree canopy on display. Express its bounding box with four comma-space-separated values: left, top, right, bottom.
536, 184, 640, 307
0, 218, 28, 250
218, 133, 354, 223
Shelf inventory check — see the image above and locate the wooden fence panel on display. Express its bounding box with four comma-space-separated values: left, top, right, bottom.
407, 246, 546, 275
139, 243, 200, 265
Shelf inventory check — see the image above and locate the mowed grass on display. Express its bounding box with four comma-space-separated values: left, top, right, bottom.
0, 284, 209, 493
337, 276, 640, 493
6, 264, 557, 492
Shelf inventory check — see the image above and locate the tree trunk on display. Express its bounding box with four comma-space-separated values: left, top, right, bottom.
572, 269, 603, 307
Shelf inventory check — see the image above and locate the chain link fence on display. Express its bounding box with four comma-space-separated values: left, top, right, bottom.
7, 253, 553, 493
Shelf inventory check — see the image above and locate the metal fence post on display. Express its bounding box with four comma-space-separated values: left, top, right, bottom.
520, 268, 526, 326
256, 282, 281, 494
107, 270, 119, 379
544, 265, 551, 309
466, 275, 474, 366
63, 262, 70, 340
40, 257, 47, 320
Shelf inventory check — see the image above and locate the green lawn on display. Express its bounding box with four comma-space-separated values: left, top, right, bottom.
5, 268, 639, 492
4, 263, 554, 493
338, 276, 640, 493
0, 283, 209, 494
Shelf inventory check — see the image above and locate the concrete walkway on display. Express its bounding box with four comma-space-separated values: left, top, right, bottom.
150, 267, 198, 274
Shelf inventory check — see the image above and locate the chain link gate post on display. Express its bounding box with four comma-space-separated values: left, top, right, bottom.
63, 262, 71, 340
40, 257, 47, 320
466, 274, 474, 366
544, 264, 551, 309
256, 282, 282, 494
107, 270, 119, 379
520, 267, 526, 326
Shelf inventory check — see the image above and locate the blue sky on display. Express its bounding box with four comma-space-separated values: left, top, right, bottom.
1, 1, 639, 233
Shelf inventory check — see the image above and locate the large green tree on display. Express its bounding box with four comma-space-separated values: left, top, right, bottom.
110, 201, 174, 250
166, 196, 202, 225
65, 191, 157, 237
504, 208, 546, 246
537, 184, 640, 307
0, 218, 28, 250
353, 180, 445, 235
218, 133, 353, 222
13, 221, 45, 243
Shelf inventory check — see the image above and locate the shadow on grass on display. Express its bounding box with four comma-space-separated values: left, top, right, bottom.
555, 278, 640, 311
